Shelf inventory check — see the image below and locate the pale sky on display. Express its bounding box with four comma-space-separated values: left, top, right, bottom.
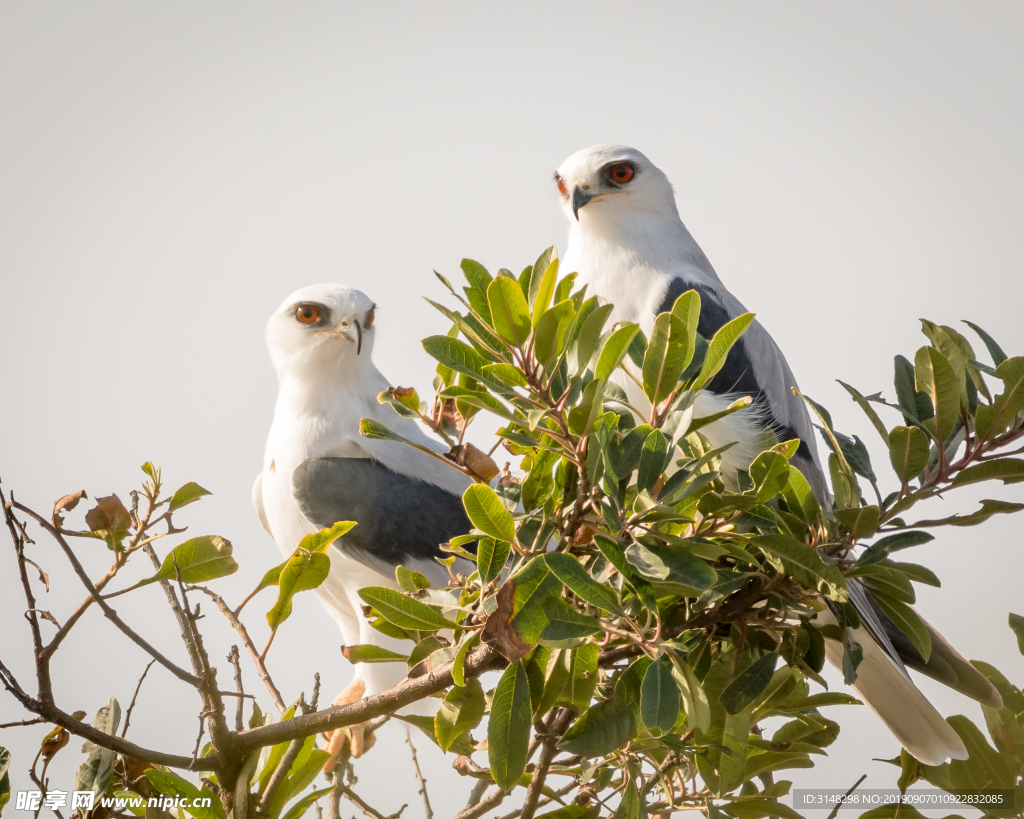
2, 3, 1023, 816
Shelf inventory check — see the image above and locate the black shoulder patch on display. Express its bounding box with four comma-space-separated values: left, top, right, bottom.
292, 458, 472, 566
656, 278, 811, 460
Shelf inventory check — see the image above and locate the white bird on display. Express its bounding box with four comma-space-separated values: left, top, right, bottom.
254, 284, 472, 767
554, 144, 1000, 765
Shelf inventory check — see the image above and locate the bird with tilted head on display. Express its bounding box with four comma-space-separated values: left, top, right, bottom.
254, 284, 472, 770
553, 143, 1001, 766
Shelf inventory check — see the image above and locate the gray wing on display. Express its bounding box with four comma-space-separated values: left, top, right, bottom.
840, 580, 1001, 708
293, 457, 472, 574
657, 278, 828, 502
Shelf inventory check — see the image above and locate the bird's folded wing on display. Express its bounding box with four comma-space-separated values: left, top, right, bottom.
656, 276, 828, 500
292, 456, 472, 578
252, 473, 271, 535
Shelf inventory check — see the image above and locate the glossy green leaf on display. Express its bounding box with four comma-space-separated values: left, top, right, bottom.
720, 653, 779, 715
641, 658, 681, 733
488, 276, 532, 348
951, 458, 1024, 487
976, 357, 1024, 440
872, 593, 931, 662
488, 662, 532, 791
558, 695, 637, 757
574, 303, 615, 373
463, 484, 516, 542
545, 552, 624, 614
341, 644, 409, 664
531, 258, 559, 325
436, 677, 485, 752
642, 312, 689, 404
168, 481, 211, 512
267, 548, 332, 628
534, 299, 576, 367
357, 587, 451, 631
595, 325, 641, 380
695, 313, 756, 389
477, 537, 510, 587
636, 428, 669, 493
915, 346, 960, 441
754, 535, 847, 601
888, 426, 930, 484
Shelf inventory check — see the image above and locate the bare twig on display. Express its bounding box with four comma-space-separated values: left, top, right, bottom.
0, 716, 45, 729
191, 585, 287, 714
337, 780, 406, 819
464, 779, 489, 812
405, 727, 433, 819
228, 646, 245, 732
520, 709, 574, 819
121, 659, 157, 738
452, 787, 506, 819
825, 774, 868, 819
257, 738, 304, 816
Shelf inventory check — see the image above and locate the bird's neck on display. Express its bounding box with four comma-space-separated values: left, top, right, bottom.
569, 208, 710, 273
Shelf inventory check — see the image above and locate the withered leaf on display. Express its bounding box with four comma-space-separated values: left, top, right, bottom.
40, 726, 69, 759
85, 495, 132, 546
447, 443, 500, 481
481, 580, 531, 663
52, 490, 87, 527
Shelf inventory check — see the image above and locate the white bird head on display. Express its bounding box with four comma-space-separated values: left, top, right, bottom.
266, 283, 378, 379
554, 144, 679, 225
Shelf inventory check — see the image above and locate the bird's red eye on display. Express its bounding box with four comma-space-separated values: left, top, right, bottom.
610, 163, 634, 184
296, 304, 320, 324
556, 178, 567, 195
365, 307, 375, 327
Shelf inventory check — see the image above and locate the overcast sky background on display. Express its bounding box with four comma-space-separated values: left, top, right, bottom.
2, 3, 1023, 816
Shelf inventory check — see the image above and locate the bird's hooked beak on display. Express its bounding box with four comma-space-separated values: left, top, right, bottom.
352, 319, 363, 355
572, 186, 594, 220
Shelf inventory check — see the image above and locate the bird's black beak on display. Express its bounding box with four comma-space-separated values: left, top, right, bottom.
571, 186, 594, 220
354, 319, 362, 355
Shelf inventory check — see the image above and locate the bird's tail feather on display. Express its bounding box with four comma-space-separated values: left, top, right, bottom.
820, 610, 968, 766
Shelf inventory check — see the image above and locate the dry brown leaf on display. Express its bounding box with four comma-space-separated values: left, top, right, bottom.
447, 443, 500, 481
52, 490, 87, 527
481, 580, 531, 663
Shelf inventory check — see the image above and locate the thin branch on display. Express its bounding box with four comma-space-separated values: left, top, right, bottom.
257, 738, 303, 816
520, 709, 573, 819
452, 787, 506, 819
237, 644, 503, 752
228, 646, 245, 732
0, 717, 45, 729
191, 585, 287, 714
121, 659, 157, 738
825, 774, 868, 819
11, 502, 200, 686
405, 728, 433, 819
463, 780, 489, 812
337, 780, 406, 819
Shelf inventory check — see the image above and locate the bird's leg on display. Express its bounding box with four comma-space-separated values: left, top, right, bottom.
322, 677, 373, 772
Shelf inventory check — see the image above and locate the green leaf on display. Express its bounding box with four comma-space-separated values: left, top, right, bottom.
422, 335, 508, 392
110, 535, 237, 596
534, 299, 576, 367
567, 377, 605, 436
915, 346, 960, 441
477, 537, 510, 586
483, 362, 528, 388
529, 247, 557, 304
1009, 613, 1024, 657
436, 677, 485, 752
281, 788, 333, 819
951, 458, 1024, 487
537, 807, 599, 819
168, 481, 211, 512
668, 655, 711, 733
859, 531, 934, 565
642, 312, 689, 404
888, 425, 930, 484
267, 548, 332, 629
488, 662, 532, 791
531, 258, 559, 326
463, 484, 516, 542
540, 601, 602, 646
573, 303, 615, 373
545, 553, 624, 614
695, 313, 756, 389
720, 653, 779, 715
872, 593, 931, 662
452, 633, 476, 686
753, 535, 847, 601
357, 587, 451, 631
976, 357, 1024, 440
835, 505, 880, 539
910, 498, 1024, 528
559, 644, 599, 710
636, 429, 669, 493
640, 658, 681, 733
964, 320, 1008, 366
894, 354, 934, 424
488, 276, 532, 348
301, 520, 357, 553
341, 644, 409, 664
461, 258, 493, 322
613, 778, 640, 819
848, 564, 916, 604
839, 380, 890, 445
558, 695, 637, 757
146, 769, 224, 819
75, 698, 121, 802
396, 565, 430, 592
669, 288, 701, 350
595, 324, 641, 380
748, 451, 791, 503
